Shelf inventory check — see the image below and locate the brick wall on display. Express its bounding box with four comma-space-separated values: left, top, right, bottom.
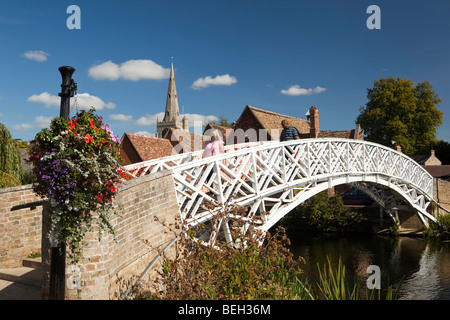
234, 107, 264, 141
435, 178, 450, 215
41, 169, 179, 300
0, 184, 43, 269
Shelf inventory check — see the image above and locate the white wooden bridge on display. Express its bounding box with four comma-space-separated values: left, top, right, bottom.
124, 138, 437, 245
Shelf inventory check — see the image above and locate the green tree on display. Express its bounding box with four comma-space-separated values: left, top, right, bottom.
281, 191, 367, 234
357, 77, 443, 156
212, 115, 234, 128
0, 123, 23, 188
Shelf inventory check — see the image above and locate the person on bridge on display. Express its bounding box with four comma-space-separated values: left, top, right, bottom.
280, 120, 300, 142
203, 130, 225, 157
202, 130, 225, 192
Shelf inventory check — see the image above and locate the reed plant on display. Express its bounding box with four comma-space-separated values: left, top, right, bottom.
315, 257, 402, 300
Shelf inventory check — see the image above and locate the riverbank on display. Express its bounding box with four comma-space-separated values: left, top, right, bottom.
286, 232, 450, 300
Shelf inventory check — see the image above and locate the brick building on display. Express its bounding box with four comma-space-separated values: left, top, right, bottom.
164, 128, 207, 154
203, 123, 233, 144
231, 105, 363, 142
416, 151, 450, 214
412, 149, 443, 166
119, 132, 174, 166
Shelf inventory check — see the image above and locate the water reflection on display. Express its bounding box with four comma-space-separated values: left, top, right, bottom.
288, 234, 450, 300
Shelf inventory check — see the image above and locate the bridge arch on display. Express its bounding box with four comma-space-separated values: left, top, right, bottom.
125, 138, 437, 244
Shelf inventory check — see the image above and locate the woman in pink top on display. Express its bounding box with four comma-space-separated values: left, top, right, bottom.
203, 130, 224, 157
202, 130, 225, 192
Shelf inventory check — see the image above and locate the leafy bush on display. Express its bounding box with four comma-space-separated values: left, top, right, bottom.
133, 201, 399, 300
424, 214, 450, 241
281, 191, 367, 234
134, 200, 309, 300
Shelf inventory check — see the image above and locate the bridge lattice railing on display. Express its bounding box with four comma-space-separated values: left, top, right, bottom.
125, 138, 435, 229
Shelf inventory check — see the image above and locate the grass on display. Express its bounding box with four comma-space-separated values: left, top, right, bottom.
27, 252, 42, 259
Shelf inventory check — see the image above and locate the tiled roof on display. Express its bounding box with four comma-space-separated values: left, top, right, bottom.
165, 128, 208, 152
422, 165, 450, 178
122, 132, 174, 162
204, 123, 233, 141
412, 154, 431, 164
244, 105, 311, 134
318, 129, 356, 139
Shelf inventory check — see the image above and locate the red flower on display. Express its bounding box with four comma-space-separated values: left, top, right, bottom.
84, 134, 94, 144
89, 119, 95, 129
97, 194, 103, 201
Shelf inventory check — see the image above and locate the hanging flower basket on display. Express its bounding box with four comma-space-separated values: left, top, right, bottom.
28, 108, 124, 264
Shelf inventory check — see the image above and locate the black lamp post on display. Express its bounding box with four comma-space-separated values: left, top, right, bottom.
49, 66, 77, 300
58, 66, 77, 120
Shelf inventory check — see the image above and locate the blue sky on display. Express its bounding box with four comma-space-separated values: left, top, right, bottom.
0, 0, 449, 144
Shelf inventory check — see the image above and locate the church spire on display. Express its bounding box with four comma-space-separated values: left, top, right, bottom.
156, 62, 188, 138
163, 62, 180, 122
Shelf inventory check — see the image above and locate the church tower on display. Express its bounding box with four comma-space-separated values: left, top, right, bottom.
157, 62, 189, 138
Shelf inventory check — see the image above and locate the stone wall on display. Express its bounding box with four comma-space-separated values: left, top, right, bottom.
0, 184, 43, 269
41, 169, 179, 300
435, 178, 450, 215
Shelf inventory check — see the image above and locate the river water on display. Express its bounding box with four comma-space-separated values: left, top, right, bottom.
288, 233, 450, 300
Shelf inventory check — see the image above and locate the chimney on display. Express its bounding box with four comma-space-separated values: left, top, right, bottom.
182, 115, 189, 131
354, 124, 363, 140
309, 106, 319, 138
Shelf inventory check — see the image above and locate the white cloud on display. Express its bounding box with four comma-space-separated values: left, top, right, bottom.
12, 123, 34, 131
23, 50, 50, 62
27, 92, 116, 110
11, 115, 53, 132
88, 61, 120, 80
134, 131, 155, 137
281, 85, 327, 96
136, 112, 165, 126
191, 74, 237, 90
120, 60, 170, 81
75, 93, 116, 110
89, 59, 170, 81
109, 114, 133, 122
27, 92, 60, 107
182, 113, 219, 125
136, 112, 218, 127
34, 116, 52, 128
